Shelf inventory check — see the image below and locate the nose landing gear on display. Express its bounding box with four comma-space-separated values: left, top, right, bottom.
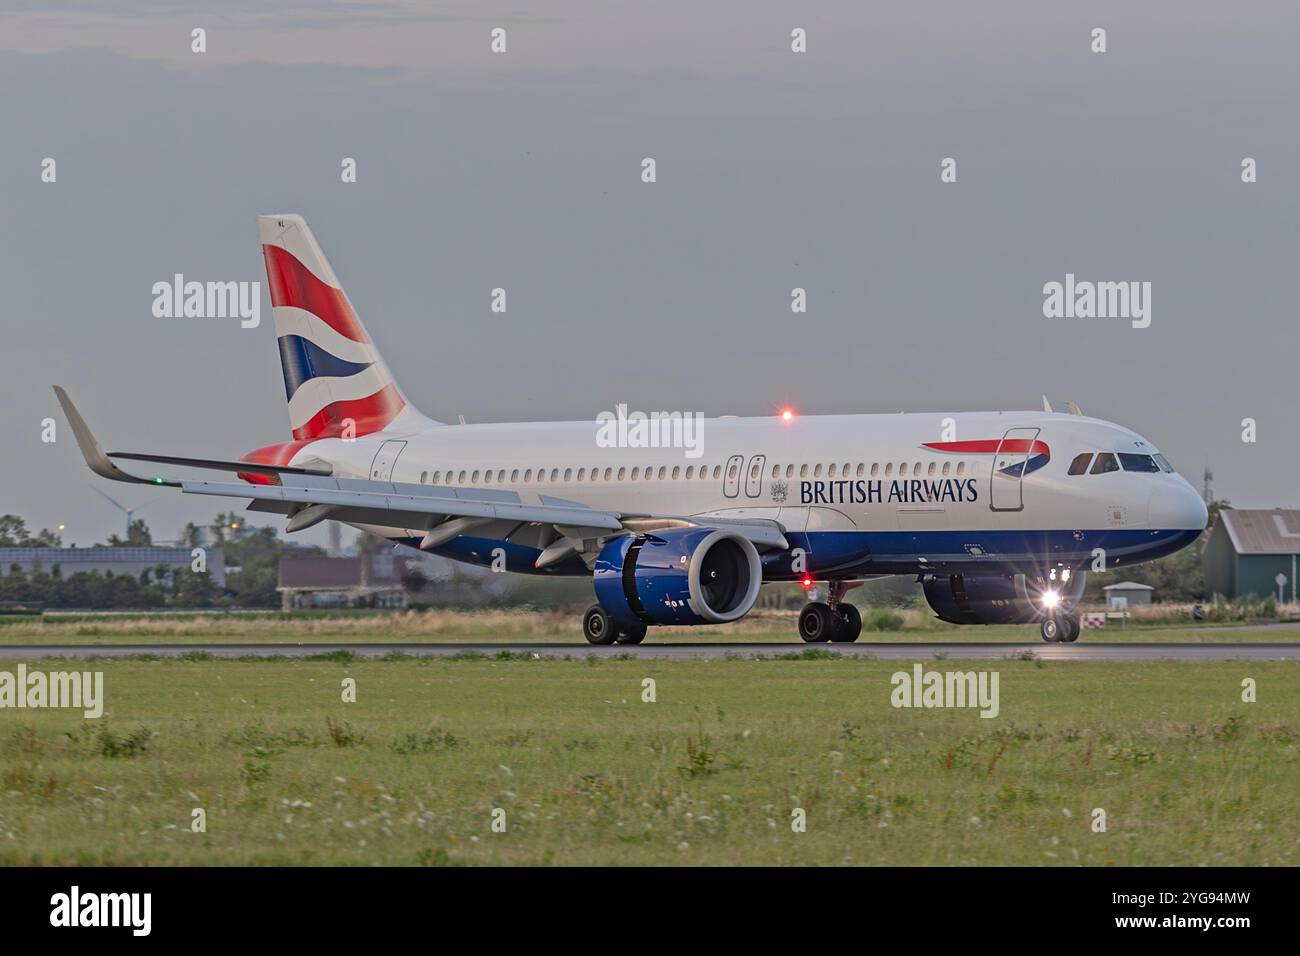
1040, 614, 1080, 643
798, 581, 863, 643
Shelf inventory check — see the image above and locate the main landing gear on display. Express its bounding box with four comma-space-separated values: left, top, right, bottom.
799, 581, 862, 643
1040, 614, 1080, 643
582, 604, 647, 646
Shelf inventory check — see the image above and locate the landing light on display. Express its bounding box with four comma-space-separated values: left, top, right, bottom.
1042, 589, 1061, 609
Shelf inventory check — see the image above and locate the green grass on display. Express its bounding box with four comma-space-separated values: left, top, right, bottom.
0, 608, 1295, 645
0, 655, 1296, 865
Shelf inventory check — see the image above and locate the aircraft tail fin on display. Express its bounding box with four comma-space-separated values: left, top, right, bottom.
257, 214, 438, 441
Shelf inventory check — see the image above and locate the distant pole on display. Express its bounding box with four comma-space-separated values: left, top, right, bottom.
1201, 466, 1214, 505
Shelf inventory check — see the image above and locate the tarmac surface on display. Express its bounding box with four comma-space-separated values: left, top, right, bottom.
2, 642, 1299, 661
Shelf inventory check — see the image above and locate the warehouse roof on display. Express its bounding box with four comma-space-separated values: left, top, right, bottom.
1102, 581, 1155, 591
1218, 509, 1300, 555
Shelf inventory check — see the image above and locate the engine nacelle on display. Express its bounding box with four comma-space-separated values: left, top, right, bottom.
594, 528, 763, 626
922, 571, 1086, 625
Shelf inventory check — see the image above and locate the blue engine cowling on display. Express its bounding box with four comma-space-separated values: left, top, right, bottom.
922, 571, 1086, 625
594, 528, 763, 626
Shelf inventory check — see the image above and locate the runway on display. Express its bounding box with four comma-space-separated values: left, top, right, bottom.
2, 642, 1300, 661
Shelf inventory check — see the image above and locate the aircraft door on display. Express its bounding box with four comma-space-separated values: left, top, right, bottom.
744, 455, 766, 498
989, 427, 1039, 512
722, 454, 743, 498
370, 440, 407, 482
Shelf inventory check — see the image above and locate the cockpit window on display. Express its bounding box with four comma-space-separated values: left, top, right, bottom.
1090, 453, 1119, 475
1067, 453, 1093, 475
1119, 453, 1160, 473
1152, 453, 1174, 473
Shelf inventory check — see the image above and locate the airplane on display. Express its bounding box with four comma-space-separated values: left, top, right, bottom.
53, 214, 1208, 645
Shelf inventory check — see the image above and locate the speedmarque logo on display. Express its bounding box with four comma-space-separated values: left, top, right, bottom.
50, 886, 151, 936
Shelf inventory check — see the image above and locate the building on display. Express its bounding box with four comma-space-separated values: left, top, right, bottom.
1204, 509, 1300, 602
1102, 581, 1154, 608
277, 548, 511, 610
277, 551, 410, 610
0, 546, 226, 588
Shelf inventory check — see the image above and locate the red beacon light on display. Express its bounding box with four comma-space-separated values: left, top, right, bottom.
802, 576, 813, 588
781, 409, 795, 422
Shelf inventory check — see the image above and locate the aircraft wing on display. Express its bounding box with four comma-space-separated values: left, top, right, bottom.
54, 386, 788, 564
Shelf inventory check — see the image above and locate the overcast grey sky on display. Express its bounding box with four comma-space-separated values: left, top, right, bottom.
2, 0, 1297, 547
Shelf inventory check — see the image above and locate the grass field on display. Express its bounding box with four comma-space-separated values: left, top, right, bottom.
1, 608, 1297, 645
0, 653, 1296, 865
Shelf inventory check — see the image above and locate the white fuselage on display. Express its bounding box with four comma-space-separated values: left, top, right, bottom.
271, 408, 1207, 579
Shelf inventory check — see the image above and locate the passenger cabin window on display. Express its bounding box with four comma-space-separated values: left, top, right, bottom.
1119, 453, 1160, 473
1068, 453, 1093, 476
1090, 453, 1119, 475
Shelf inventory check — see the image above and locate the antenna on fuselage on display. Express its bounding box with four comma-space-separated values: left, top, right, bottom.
1042, 395, 1054, 413
1066, 401, 1084, 416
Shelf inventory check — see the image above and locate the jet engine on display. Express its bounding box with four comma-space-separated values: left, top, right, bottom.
594, 528, 763, 626
922, 570, 1087, 625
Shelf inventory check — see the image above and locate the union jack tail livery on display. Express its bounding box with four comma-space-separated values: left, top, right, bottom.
258, 214, 434, 441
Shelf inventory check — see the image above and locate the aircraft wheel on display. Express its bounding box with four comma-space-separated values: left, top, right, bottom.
615, 623, 647, 645
583, 604, 618, 645
1061, 615, 1080, 643
829, 603, 862, 642
1040, 616, 1062, 643
799, 603, 834, 642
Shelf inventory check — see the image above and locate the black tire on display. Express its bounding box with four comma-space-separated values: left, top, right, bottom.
1062, 615, 1080, 643
799, 602, 834, 642
830, 603, 862, 643
615, 623, 647, 645
1040, 616, 1062, 642
583, 604, 617, 645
